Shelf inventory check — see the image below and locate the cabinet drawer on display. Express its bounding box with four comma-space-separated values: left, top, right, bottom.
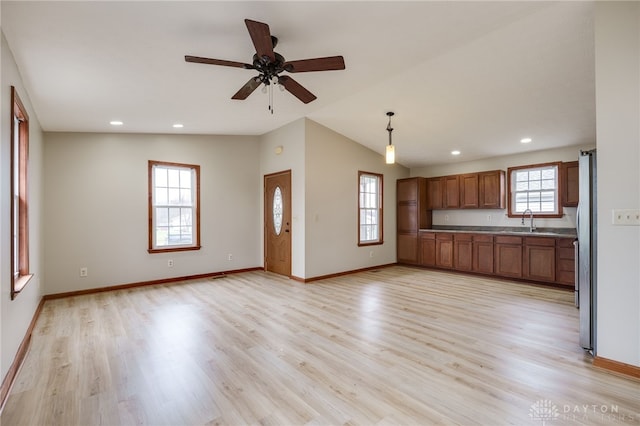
557, 237, 576, 248
473, 234, 493, 243
436, 233, 453, 241
420, 231, 436, 240
524, 236, 555, 246
454, 233, 473, 242
495, 235, 522, 245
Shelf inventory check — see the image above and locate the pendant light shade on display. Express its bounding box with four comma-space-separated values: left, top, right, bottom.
385, 111, 395, 164
386, 144, 395, 164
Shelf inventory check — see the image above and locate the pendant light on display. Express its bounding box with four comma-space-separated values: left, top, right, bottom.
385, 111, 395, 164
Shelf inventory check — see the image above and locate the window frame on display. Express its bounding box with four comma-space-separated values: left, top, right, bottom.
148, 160, 201, 253
10, 87, 33, 299
507, 161, 563, 218
358, 171, 384, 246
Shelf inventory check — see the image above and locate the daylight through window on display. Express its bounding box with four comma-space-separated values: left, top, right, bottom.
358, 171, 383, 245
148, 161, 201, 252
508, 163, 560, 217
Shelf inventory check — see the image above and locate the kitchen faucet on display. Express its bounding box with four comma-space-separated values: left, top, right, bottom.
522, 209, 536, 232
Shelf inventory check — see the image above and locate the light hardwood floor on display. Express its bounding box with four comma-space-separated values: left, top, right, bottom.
2, 267, 639, 425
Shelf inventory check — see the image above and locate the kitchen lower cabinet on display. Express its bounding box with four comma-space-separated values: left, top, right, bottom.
454, 234, 473, 271
556, 237, 576, 287
410, 231, 574, 287
472, 234, 494, 274
436, 233, 454, 269
523, 237, 556, 283
494, 236, 523, 278
398, 233, 419, 265
420, 232, 436, 267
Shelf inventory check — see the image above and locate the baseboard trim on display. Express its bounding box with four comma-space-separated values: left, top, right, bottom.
0, 298, 45, 412
593, 356, 640, 380
291, 263, 396, 283
43, 267, 263, 300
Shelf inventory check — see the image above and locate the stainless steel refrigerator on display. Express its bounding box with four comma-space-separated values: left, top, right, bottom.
576, 149, 596, 353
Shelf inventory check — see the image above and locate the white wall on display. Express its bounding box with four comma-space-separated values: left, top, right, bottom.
259, 118, 307, 278
1, 33, 44, 379
304, 119, 409, 278
410, 145, 593, 229
594, 2, 640, 366
43, 132, 261, 295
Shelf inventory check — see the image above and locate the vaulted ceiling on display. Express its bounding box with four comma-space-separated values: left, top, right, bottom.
1, 1, 595, 168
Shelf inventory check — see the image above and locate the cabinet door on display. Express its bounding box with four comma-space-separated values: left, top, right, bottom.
443, 176, 460, 209
426, 177, 443, 210
472, 235, 494, 274
524, 237, 556, 282
479, 170, 505, 209
420, 232, 436, 266
397, 203, 417, 233
454, 234, 473, 271
398, 232, 419, 264
436, 233, 454, 268
397, 178, 418, 202
459, 174, 479, 208
562, 161, 579, 207
494, 236, 523, 278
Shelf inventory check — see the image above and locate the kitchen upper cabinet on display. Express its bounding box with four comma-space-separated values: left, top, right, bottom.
426, 177, 443, 210
443, 176, 460, 209
478, 170, 506, 209
459, 174, 479, 208
425, 170, 505, 210
453, 233, 473, 271
494, 235, 523, 278
472, 234, 494, 274
436, 233, 454, 269
562, 161, 579, 207
397, 177, 431, 265
523, 237, 556, 283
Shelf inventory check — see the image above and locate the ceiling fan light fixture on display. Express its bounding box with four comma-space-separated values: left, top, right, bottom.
385, 111, 396, 164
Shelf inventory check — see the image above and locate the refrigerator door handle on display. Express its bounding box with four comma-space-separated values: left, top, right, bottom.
574, 240, 579, 307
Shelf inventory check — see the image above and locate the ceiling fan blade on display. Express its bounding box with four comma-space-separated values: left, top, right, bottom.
283, 56, 345, 73
245, 19, 275, 63
231, 77, 262, 100
185, 55, 253, 69
278, 76, 317, 104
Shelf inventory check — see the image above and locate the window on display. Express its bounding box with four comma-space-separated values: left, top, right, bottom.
358, 171, 383, 245
148, 161, 201, 252
11, 87, 33, 299
508, 162, 562, 218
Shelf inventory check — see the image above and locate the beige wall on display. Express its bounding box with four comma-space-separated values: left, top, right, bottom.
304, 119, 408, 278
594, 1, 640, 366
1, 33, 44, 379
43, 132, 261, 295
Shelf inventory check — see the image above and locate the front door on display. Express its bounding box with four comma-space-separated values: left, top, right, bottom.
264, 170, 291, 277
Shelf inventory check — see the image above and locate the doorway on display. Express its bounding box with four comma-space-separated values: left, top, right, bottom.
264, 170, 292, 277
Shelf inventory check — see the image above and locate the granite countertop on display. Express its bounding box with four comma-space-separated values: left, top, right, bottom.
419, 225, 577, 238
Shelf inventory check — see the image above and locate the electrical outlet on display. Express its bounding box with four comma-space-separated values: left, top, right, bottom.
612, 209, 640, 226
228, 254, 233, 261
445, 214, 449, 222
80, 267, 88, 277
487, 214, 492, 222
369, 250, 374, 258
167, 259, 174, 267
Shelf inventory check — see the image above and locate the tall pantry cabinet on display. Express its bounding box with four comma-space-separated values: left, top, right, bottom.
397, 177, 432, 264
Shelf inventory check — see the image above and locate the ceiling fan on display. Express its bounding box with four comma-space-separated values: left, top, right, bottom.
185, 19, 345, 111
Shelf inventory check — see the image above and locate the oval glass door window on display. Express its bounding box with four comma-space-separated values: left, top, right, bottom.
273, 186, 283, 235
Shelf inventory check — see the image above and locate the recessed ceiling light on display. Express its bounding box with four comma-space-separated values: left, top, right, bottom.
172, 123, 184, 129
451, 150, 461, 156
109, 120, 123, 126
520, 137, 532, 144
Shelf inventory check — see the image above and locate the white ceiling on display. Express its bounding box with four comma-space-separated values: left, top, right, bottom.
1, 1, 595, 168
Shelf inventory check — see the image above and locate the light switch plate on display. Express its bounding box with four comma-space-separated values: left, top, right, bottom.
612, 209, 640, 226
